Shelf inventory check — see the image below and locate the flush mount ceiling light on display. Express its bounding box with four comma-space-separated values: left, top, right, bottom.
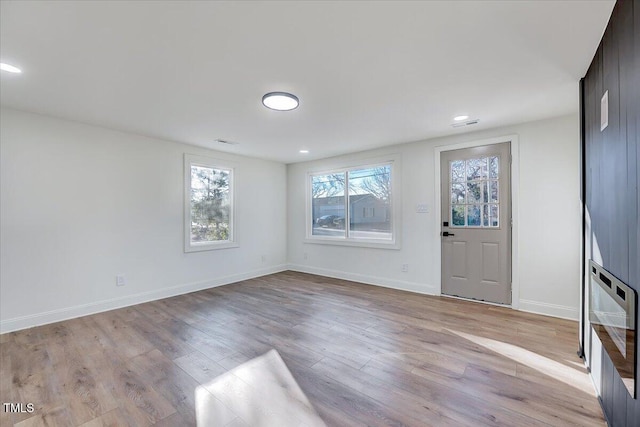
0, 62, 22, 73
299, 150, 309, 154
262, 92, 299, 111
454, 115, 469, 121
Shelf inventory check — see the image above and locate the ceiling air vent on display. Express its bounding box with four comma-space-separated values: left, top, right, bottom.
214, 139, 239, 145
451, 119, 479, 128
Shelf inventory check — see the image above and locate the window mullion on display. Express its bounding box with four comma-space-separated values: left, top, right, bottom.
464, 160, 468, 226
345, 171, 350, 239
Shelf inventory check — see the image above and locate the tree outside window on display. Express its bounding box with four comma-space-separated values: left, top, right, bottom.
184, 154, 236, 252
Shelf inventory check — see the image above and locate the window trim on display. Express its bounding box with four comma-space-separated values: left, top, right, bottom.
184, 154, 238, 253
305, 155, 401, 249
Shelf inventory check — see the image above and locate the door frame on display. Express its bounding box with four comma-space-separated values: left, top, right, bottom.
434, 134, 521, 309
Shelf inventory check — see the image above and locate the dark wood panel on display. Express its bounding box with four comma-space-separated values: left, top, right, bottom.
613, 370, 629, 427
602, 348, 614, 422
619, 2, 639, 426
584, 50, 598, 245
590, 41, 606, 264
604, 7, 631, 425
1, 272, 605, 426
602, 2, 628, 283
636, 1, 640, 422
584, 1, 639, 425
621, 0, 638, 293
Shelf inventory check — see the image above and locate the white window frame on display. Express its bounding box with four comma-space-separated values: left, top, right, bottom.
184, 154, 238, 253
305, 156, 401, 249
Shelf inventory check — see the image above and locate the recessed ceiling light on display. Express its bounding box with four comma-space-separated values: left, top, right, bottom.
454, 115, 469, 121
299, 150, 309, 154
0, 63, 22, 74
262, 92, 299, 111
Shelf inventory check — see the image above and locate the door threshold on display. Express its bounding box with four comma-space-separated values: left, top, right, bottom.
441, 293, 512, 308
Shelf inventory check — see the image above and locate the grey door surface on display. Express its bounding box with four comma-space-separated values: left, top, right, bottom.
441, 142, 511, 304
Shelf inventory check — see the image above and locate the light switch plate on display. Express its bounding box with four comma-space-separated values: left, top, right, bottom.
416, 203, 429, 213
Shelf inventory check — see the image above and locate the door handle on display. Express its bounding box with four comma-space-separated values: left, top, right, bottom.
442, 231, 455, 237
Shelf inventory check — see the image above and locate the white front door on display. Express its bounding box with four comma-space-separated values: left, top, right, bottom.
440, 142, 512, 304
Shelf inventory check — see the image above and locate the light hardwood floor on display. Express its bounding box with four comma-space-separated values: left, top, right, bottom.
1, 271, 604, 426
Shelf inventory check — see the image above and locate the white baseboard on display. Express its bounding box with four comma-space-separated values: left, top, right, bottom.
287, 263, 439, 296
291, 265, 578, 321
2, 266, 577, 334
518, 299, 578, 321
0, 264, 287, 334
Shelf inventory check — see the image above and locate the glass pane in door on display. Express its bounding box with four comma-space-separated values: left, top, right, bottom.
450, 156, 500, 228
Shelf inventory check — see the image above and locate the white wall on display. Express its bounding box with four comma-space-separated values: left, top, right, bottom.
0, 108, 580, 333
0, 108, 287, 333
288, 114, 581, 320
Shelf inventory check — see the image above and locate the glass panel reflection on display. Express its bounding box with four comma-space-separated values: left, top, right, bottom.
452, 205, 465, 226
449, 155, 500, 228
451, 183, 465, 204
348, 166, 392, 240
466, 158, 487, 180
311, 173, 346, 237
467, 205, 481, 226
482, 204, 489, 226
467, 182, 482, 203
589, 261, 636, 398
489, 180, 499, 203
489, 156, 499, 179
451, 160, 465, 182
190, 166, 231, 243
489, 204, 499, 227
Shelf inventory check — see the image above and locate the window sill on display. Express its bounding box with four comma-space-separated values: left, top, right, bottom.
185, 241, 239, 253
304, 237, 400, 250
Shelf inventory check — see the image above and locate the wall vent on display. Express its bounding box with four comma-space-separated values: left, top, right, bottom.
451, 119, 479, 128
214, 139, 239, 145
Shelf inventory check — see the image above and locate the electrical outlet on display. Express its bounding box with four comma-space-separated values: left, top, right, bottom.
303, 252, 308, 260
401, 264, 409, 273
261, 255, 266, 263
116, 275, 126, 286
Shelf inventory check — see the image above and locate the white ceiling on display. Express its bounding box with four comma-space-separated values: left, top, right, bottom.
0, 0, 615, 163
